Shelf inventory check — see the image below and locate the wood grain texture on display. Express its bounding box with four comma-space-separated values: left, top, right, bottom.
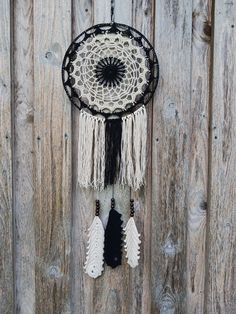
33, 0, 72, 312
6, 0, 236, 313
71, 1, 94, 313
186, 0, 211, 313
0, 0, 13, 313
205, 1, 236, 313
13, 0, 35, 312
130, 0, 154, 313
152, 0, 192, 312
92, 2, 131, 313
72, 1, 132, 313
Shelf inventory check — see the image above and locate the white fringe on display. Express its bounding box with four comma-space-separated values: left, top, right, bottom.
93, 115, 105, 190
120, 113, 134, 186
120, 106, 147, 190
133, 106, 147, 190
77, 110, 105, 190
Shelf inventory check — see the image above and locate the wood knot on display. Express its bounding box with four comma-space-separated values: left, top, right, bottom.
200, 201, 207, 211
47, 265, 62, 279
192, 11, 211, 43
161, 232, 181, 256
159, 286, 176, 311
203, 22, 211, 41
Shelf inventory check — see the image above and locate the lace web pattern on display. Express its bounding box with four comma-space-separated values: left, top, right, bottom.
62, 23, 159, 118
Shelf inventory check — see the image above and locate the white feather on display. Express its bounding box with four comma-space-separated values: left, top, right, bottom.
124, 217, 141, 268
84, 216, 104, 278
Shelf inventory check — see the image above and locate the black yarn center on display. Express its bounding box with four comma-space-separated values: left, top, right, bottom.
95, 57, 126, 87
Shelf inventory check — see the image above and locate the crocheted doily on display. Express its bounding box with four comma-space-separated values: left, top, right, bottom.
62, 23, 159, 117
70, 33, 149, 113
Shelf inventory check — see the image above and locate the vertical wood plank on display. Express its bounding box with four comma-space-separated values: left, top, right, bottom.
71, 1, 94, 313
186, 1, 212, 313
129, 0, 154, 313
206, 1, 236, 313
13, 0, 35, 312
71, 2, 132, 313
0, 0, 13, 312
152, 0, 192, 312
92, 2, 131, 313
113, 0, 132, 23
33, 1, 72, 312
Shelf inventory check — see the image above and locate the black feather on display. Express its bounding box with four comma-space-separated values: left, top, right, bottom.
104, 201, 123, 268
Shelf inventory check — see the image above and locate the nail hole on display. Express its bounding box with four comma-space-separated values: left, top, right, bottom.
45, 51, 53, 59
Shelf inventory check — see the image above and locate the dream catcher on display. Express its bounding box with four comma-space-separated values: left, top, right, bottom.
62, 23, 159, 278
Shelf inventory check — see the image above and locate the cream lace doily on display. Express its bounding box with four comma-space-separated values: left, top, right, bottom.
70, 33, 150, 114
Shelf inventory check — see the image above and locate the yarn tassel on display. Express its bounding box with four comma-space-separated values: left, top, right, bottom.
93, 115, 106, 190
104, 118, 122, 186
124, 199, 141, 268
104, 198, 123, 268
84, 200, 104, 278
77, 110, 105, 190
133, 106, 147, 189
120, 105, 147, 190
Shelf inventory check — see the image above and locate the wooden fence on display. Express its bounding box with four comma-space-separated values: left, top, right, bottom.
0, 0, 235, 313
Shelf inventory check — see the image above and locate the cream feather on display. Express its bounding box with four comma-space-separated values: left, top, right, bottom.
124, 217, 141, 268
84, 216, 104, 278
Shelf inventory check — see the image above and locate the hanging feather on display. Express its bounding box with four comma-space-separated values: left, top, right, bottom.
104, 198, 123, 268
120, 106, 147, 190
104, 118, 122, 187
124, 199, 141, 268
84, 200, 104, 278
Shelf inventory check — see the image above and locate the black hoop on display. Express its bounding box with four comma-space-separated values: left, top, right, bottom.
62, 22, 159, 118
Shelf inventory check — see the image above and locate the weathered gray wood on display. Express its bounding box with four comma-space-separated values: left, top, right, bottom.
13, 0, 35, 312
92, 2, 131, 313
113, 0, 132, 23
152, 0, 193, 312
130, 0, 154, 313
186, 1, 212, 313
7, 1, 236, 313
205, 1, 236, 313
0, 1, 13, 313
33, 0, 72, 312
71, 2, 94, 313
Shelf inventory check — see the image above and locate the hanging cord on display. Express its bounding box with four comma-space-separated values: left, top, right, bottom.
111, 0, 115, 23
112, 184, 115, 198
